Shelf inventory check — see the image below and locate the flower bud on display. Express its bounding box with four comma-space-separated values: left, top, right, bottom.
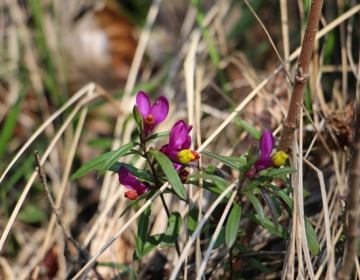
124, 190, 138, 200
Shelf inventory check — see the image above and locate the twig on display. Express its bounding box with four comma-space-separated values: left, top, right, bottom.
337, 104, 360, 279
34, 151, 103, 280
277, 0, 324, 153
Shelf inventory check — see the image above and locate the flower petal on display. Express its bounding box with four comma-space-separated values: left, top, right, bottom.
136, 91, 151, 118
254, 157, 274, 171
168, 120, 188, 151
150, 96, 169, 127
260, 130, 274, 159
118, 166, 149, 194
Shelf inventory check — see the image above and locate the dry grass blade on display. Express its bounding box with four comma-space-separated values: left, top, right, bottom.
169, 181, 238, 280
2, 1, 359, 278
0, 85, 99, 252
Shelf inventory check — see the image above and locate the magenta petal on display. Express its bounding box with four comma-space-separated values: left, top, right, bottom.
165, 150, 180, 162
260, 130, 274, 159
118, 166, 149, 194
254, 157, 274, 171
182, 135, 192, 150
168, 121, 188, 151
151, 96, 169, 127
136, 91, 151, 118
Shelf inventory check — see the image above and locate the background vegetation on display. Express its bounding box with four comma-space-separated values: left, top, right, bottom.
0, 0, 359, 279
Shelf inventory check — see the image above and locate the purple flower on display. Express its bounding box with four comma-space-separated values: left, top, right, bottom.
136, 91, 169, 138
160, 120, 199, 169
247, 130, 275, 177
118, 166, 151, 200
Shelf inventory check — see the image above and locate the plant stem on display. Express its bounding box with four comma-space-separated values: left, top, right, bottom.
337, 103, 360, 280
277, 0, 323, 153
140, 138, 182, 257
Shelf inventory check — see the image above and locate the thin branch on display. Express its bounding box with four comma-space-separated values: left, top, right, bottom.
277, 0, 324, 153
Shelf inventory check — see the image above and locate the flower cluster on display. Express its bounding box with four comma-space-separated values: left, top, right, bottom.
118, 91, 199, 199
247, 130, 288, 177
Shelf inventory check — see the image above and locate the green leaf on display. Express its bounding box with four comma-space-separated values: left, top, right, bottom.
98, 142, 140, 177
239, 120, 261, 140
186, 180, 232, 199
71, 143, 138, 180
244, 192, 264, 226
222, 156, 247, 166
235, 243, 247, 253
133, 105, 143, 134
146, 132, 170, 142
187, 208, 199, 236
226, 203, 242, 248
244, 167, 297, 191
243, 213, 290, 240
201, 151, 240, 171
266, 184, 294, 211
149, 150, 186, 200
270, 194, 282, 217
0, 87, 27, 160
160, 212, 182, 248
259, 187, 279, 232
133, 233, 165, 260
305, 219, 320, 256
187, 173, 229, 184
134, 203, 152, 259
208, 226, 226, 249
244, 258, 270, 273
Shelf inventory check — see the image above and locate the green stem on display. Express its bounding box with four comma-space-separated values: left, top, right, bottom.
140, 136, 182, 257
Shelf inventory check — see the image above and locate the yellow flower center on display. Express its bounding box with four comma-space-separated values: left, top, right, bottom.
272, 151, 289, 166
177, 150, 196, 164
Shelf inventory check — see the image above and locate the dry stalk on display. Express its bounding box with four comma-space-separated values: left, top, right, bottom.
337, 104, 360, 279
277, 0, 323, 153
34, 151, 103, 279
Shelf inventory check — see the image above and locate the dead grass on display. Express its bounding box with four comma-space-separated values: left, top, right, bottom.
0, 0, 359, 279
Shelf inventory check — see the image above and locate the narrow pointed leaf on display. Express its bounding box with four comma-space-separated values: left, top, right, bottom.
160, 212, 182, 248
259, 187, 279, 232
70, 150, 114, 180
201, 151, 240, 170
133, 105, 143, 134
187, 173, 229, 184
187, 180, 232, 199
245, 258, 270, 273
146, 132, 170, 142
187, 208, 199, 236
244, 191, 264, 226
149, 150, 186, 200
243, 213, 290, 240
225, 203, 242, 248
133, 233, 165, 260
98, 142, 140, 177
208, 226, 226, 249
305, 219, 320, 255
239, 120, 261, 140
134, 203, 152, 259
244, 167, 297, 191
266, 184, 294, 210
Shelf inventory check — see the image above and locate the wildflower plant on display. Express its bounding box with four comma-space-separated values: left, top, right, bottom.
71, 91, 320, 276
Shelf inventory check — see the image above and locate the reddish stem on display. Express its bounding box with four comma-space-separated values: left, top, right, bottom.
277, 0, 323, 153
